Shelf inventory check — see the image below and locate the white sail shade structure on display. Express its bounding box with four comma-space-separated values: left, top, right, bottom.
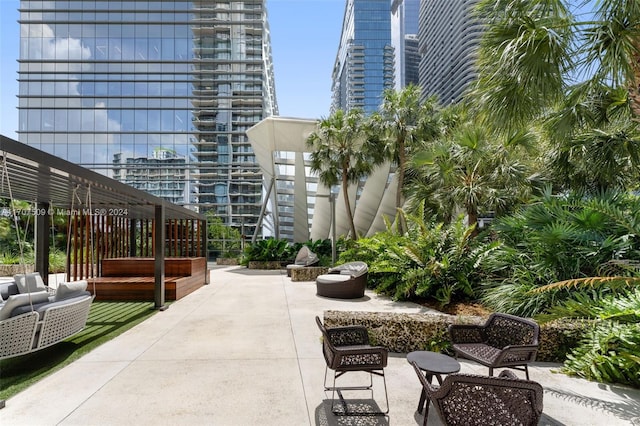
247, 116, 399, 242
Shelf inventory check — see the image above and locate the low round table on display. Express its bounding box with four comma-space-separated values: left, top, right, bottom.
407, 351, 461, 415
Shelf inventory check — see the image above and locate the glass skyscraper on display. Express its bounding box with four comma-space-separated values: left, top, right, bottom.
390, 0, 420, 90
331, 0, 394, 114
17, 1, 277, 237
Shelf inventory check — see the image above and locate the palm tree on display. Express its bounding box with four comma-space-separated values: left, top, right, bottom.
473, 0, 574, 132
306, 109, 374, 239
369, 85, 441, 233
408, 113, 537, 233
473, 0, 640, 192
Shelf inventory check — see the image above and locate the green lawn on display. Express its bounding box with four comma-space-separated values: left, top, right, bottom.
0, 301, 158, 401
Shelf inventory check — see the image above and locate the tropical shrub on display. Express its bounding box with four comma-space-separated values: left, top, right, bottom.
0, 253, 21, 265
536, 288, 640, 387
291, 239, 333, 266
48, 248, 67, 273
481, 190, 640, 316
241, 238, 293, 264
340, 208, 498, 306
207, 215, 242, 259
563, 321, 640, 387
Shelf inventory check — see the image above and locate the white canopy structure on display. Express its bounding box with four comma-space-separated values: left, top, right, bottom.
247, 116, 399, 242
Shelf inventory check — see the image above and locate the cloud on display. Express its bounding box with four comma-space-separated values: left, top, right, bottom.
22, 23, 92, 72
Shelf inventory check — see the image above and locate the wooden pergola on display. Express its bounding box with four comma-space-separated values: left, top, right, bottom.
0, 135, 207, 309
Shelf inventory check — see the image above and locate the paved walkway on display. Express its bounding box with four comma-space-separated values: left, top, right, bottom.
1, 265, 639, 425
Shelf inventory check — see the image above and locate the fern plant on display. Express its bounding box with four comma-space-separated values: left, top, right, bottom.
563, 321, 640, 387
481, 190, 640, 316
536, 285, 640, 387
339, 206, 496, 306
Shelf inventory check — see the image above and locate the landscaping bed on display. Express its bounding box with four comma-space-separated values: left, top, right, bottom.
323, 310, 590, 362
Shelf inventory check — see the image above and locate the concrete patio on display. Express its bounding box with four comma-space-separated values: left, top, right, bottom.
1, 265, 639, 425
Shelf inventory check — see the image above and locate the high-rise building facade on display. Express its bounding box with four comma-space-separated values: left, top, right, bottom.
17, 0, 277, 237
113, 148, 187, 204
390, 0, 420, 90
331, 0, 395, 114
418, 0, 483, 104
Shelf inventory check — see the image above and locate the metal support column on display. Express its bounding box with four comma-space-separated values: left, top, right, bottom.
331, 193, 336, 265
35, 201, 50, 285
253, 176, 275, 243
154, 204, 166, 310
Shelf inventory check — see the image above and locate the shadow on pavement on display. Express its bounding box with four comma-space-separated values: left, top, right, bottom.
314, 400, 389, 426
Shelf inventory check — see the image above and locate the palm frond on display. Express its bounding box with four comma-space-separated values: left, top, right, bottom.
532, 276, 640, 294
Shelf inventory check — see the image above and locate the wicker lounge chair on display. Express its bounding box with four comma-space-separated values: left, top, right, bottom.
286, 246, 319, 277
315, 261, 367, 299
315, 316, 389, 415
410, 361, 543, 426
449, 313, 540, 379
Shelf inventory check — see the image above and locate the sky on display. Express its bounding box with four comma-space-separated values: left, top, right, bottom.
0, 0, 345, 140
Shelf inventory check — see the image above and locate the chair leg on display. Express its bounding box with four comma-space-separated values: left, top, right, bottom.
489, 367, 494, 376
524, 365, 530, 380
423, 400, 429, 426
380, 370, 389, 415
325, 369, 389, 416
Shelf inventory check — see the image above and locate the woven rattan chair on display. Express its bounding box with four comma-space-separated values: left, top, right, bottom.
315, 261, 368, 299
449, 313, 540, 379
315, 316, 389, 415
410, 362, 543, 426
286, 246, 319, 277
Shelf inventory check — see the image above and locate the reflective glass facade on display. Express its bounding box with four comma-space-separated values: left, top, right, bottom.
331, 0, 394, 114
18, 1, 277, 236
390, 0, 419, 90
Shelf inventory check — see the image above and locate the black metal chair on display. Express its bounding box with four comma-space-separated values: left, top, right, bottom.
315, 316, 389, 415
449, 313, 540, 379
410, 361, 543, 426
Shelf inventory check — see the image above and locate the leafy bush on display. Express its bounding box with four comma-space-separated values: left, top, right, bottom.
563, 321, 640, 387
481, 190, 640, 316
207, 215, 242, 258
241, 238, 294, 263
535, 286, 640, 387
339, 209, 497, 306
291, 239, 333, 266
0, 253, 21, 265
48, 248, 67, 273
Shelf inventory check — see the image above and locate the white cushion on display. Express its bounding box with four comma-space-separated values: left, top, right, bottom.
328, 261, 368, 277
0, 291, 50, 320
316, 274, 351, 285
54, 280, 88, 302
14, 273, 47, 294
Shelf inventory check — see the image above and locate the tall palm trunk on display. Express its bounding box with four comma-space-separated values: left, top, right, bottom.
342, 167, 357, 239
396, 134, 406, 234
630, 38, 640, 121
467, 204, 479, 237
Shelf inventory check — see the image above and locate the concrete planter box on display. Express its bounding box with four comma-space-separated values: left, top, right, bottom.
323, 310, 589, 362
216, 258, 239, 265
0, 264, 34, 277
291, 266, 329, 282
248, 261, 284, 270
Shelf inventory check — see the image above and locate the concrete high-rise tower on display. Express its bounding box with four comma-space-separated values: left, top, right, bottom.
418, 0, 483, 104
17, 1, 278, 238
